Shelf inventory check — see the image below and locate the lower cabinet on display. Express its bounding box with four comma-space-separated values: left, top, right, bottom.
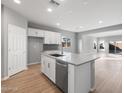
41, 55, 56, 83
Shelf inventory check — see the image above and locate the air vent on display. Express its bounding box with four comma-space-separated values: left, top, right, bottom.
49, 0, 60, 7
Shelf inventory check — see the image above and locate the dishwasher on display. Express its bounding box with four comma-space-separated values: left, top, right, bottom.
56, 60, 68, 93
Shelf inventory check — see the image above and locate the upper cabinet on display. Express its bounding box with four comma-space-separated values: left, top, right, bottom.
44, 31, 61, 44
28, 28, 44, 37
55, 33, 61, 44
28, 28, 61, 44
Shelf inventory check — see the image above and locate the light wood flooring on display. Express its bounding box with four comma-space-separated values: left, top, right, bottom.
1, 55, 122, 93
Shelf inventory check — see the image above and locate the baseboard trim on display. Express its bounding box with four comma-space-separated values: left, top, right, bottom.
1, 76, 9, 81
28, 62, 41, 66
2, 63, 39, 81
24, 66, 28, 70
90, 87, 96, 92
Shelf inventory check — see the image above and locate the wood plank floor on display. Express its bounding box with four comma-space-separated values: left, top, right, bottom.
2, 55, 122, 93
94, 55, 122, 93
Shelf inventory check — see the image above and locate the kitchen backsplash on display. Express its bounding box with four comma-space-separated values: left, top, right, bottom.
43, 44, 60, 51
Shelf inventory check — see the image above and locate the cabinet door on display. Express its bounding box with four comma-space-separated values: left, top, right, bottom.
51, 32, 61, 44
51, 32, 56, 44
45, 61, 50, 77
42, 56, 56, 83
49, 59, 56, 83
44, 31, 50, 44
43, 56, 50, 77
44, 31, 61, 44
56, 33, 61, 44
41, 55, 45, 73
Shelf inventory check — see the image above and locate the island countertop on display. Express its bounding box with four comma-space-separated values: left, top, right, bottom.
41, 51, 100, 66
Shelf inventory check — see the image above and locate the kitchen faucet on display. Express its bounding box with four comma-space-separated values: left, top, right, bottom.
61, 44, 63, 54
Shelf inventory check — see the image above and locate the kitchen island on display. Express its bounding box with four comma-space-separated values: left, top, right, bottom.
41, 51, 99, 93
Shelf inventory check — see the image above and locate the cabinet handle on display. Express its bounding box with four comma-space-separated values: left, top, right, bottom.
48, 63, 50, 68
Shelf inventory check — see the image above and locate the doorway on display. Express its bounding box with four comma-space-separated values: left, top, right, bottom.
28, 37, 44, 65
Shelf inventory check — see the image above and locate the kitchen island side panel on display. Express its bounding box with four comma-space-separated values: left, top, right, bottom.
75, 62, 91, 93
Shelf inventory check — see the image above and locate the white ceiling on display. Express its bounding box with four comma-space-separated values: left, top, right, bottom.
2, 0, 122, 32
87, 30, 122, 37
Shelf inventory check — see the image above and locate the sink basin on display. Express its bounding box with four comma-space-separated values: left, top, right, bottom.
50, 54, 64, 57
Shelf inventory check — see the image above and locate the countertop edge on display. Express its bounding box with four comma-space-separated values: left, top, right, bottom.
41, 53, 100, 66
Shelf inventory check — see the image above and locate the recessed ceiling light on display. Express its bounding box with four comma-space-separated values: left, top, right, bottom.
99, 20, 103, 24
47, 8, 53, 12
56, 23, 60, 26
79, 26, 84, 28
14, 0, 21, 4
59, 0, 64, 1
83, 2, 88, 5
68, 11, 73, 14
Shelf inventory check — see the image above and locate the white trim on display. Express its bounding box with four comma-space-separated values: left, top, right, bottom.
90, 87, 96, 92
24, 66, 28, 70
27, 62, 41, 66
1, 76, 9, 81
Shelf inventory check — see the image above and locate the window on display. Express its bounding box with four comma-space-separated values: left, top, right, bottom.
62, 36, 71, 48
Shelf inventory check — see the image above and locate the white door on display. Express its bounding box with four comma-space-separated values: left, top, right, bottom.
8, 24, 27, 76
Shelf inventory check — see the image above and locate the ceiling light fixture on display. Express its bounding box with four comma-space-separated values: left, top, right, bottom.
14, 0, 21, 4
47, 8, 53, 12
68, 11, 73, 14
79, 26, 84, 28
83, 2, 88, 5
99, 20, 103, 24
56, 23, 60, 26
59, 0, 64, 1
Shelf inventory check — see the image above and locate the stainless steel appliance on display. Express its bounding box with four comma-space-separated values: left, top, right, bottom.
56, 60, 68, 93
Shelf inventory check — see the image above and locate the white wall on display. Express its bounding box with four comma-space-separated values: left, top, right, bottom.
97, 35, 122, 55
75, 24, 122, 53
78, 36, 97, 54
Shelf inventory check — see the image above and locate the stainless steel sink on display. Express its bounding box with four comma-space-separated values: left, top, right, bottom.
50, 54, 64, 57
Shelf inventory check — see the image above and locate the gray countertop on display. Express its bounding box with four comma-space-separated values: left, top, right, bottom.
41, 51, 100, 66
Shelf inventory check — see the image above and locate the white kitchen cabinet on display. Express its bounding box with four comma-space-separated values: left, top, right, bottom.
49, 58, 56, 83
68, 63, 91, 93
41, 55, 49, 77
41, 55, 56, 83
44, 31, 52, 44
41, 55, 46, 75
44, 31, 61, 44
28, 28, 44, 37
28, 28, 61, 44
56, 33, 61, 44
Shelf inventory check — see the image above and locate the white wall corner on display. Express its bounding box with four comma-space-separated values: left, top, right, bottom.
27, 62, 41, 66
